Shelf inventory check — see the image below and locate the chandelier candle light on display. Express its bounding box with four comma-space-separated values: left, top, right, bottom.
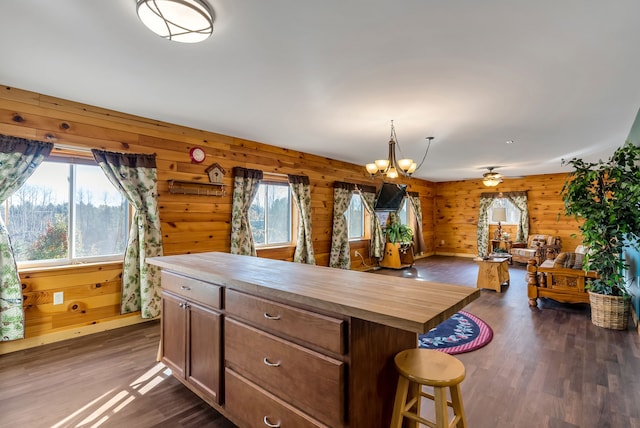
366, 121, 434, 179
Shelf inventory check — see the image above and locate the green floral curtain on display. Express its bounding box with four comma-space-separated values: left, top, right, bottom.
358, 185, 384, 259
0, 135, 53, 341
477, 195, 494, 256
230, 167, 263, 256
408, 191, 427, 255
92, 150, 163, 319
506, 192, 529, 242
477, 191, 529, 256
288, 174, 315, 264
329, 182, 355, 269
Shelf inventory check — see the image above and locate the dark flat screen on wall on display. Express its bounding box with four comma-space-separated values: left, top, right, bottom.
374, 183, 407, 211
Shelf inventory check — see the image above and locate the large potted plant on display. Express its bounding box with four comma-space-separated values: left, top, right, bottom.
384, 212, 414, 247
380, 212, 415, 269
561, 141, 640, 329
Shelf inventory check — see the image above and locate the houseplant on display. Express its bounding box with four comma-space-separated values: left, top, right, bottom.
561, 141, 640, 329
384, 212, 414, 247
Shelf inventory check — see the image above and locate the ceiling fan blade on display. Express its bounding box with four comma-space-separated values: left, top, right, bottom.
627, 107, 640, 145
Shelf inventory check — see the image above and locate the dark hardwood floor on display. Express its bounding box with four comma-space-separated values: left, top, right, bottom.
1, 256, 639, 428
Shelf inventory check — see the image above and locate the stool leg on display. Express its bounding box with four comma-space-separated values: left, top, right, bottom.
390, 376, 410, 428
449, 383, 467, 428
434, 386, 448, 428
411, 382, 421, 428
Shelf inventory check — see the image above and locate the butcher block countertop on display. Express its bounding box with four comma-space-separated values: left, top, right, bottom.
147, 252, 480, 334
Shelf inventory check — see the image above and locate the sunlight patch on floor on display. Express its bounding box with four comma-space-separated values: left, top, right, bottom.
52, 362, 170, 428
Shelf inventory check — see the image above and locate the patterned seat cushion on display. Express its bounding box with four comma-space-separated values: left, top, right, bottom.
511, 247, 537, 258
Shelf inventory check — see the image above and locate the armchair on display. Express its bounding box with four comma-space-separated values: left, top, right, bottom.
526, 248, 597, 306
510, 234, 561, 265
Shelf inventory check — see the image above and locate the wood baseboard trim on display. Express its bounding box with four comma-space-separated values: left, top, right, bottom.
434, 251, 476, 258
0, 314, 153, 355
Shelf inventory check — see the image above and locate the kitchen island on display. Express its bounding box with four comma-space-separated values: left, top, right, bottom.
147, 252, 480, 428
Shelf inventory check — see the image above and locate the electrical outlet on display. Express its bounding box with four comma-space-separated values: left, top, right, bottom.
440, 240, 445, 245
53, 291, 64, 305
354, 250, 361, 258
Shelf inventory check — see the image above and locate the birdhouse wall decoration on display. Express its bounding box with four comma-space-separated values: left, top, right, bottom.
206, 163, 225, 184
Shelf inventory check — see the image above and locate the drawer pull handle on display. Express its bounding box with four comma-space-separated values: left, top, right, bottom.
263, 313, 281, 320
180, 285, 191, 291
263, 357, 281, 367
263, 416, 281, 428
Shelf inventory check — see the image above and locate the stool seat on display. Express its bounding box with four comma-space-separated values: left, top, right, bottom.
390, 348, 467, 428
394, 348, 466, 387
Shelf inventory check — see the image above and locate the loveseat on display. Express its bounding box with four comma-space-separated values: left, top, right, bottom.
526, 246, 597, 306
510, 234, 561, 265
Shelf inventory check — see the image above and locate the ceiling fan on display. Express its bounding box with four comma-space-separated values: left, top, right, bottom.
482, 166, 503, 187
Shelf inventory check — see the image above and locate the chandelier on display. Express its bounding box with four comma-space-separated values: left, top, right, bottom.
136, 0, 214, 43
482, 167, 503, 187
365, 121, 434, 179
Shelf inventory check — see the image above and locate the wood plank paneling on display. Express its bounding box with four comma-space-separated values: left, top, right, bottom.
434, 175, 581, 257
0, 85, 436, 350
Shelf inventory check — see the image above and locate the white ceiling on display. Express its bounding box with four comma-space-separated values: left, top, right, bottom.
1, 1, 639, 182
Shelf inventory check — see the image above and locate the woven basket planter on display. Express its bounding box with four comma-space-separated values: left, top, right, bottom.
588, 291, 631, 330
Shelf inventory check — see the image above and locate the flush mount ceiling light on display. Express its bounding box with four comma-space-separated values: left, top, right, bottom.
482, 167, 503, 187
136, 0, 214, 43
366, 120, 434, 179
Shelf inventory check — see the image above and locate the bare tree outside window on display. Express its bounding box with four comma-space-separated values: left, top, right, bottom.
1, 161, 129, 266
249, 183, 292, 246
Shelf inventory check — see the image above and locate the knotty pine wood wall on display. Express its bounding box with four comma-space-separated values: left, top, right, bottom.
434, 174, 582, 257
0, 85, 437, 353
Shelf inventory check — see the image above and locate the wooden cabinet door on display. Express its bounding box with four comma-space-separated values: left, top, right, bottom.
161, 291, 187, 378
187, 301, 222, 404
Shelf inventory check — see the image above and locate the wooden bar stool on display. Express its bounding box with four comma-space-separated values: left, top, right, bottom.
390, 348, 467, 428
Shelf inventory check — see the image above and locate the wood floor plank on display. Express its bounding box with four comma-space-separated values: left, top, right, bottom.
1, 255, 639, 428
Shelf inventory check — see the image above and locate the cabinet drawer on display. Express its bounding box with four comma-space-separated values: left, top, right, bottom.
225, 369, 331, 428
225, 319, 345, 427
161, 271, 222, 309
226, 289, 346, 354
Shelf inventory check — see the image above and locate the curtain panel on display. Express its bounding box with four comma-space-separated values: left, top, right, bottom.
506, 192, 529, 242
288, 174, 315, 264
92, 150, 163, 319
358, 184, 385, 259
477, 191, 529, 256
408, 191, 427, 255
0, 135, 53, 341
329, 182, 355, 269
230, 167, 263, 256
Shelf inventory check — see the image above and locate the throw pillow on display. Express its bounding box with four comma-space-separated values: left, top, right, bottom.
553, 252, 584, 269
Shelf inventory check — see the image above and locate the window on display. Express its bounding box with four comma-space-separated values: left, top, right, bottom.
2, 160, 129, 267
397, 197, 410, 225
346, 194, 365, 240
488, 198, 519, 223
250, 182, 292, 246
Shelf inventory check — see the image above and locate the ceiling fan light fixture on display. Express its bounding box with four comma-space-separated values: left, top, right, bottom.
482, 168, 503, 187
366, 120, 433, 179
136, 0, 214, 43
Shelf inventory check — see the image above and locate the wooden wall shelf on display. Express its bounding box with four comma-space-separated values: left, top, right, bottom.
168, 179, 226, 196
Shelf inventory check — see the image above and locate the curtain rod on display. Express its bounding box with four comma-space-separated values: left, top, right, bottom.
263, 171, 288, 177
52, 143, 93, 154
